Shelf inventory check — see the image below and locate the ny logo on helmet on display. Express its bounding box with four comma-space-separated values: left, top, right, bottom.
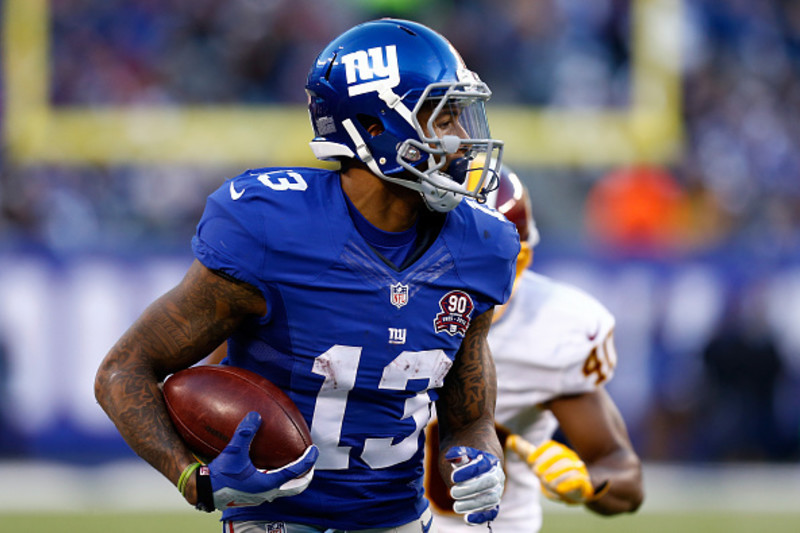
342, 45, 400, 96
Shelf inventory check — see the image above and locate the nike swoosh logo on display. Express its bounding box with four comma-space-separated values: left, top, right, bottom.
588, 323, 601, 341
229, 182, 245, 200
225, 500, 252, 508
225, 502, 247, 509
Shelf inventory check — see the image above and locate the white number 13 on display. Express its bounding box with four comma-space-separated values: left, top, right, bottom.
310, 345, 452, 470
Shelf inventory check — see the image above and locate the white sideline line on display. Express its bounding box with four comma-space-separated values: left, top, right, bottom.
1, 460, 800, 513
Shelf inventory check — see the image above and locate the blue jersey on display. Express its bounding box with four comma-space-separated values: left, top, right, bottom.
192, 167, 518, 529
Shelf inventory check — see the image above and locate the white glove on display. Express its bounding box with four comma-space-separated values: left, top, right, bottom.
445, 446, 504, 525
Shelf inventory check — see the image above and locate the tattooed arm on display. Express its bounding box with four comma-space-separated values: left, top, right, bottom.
435, 308, 503, 489
94, 260, 266, 505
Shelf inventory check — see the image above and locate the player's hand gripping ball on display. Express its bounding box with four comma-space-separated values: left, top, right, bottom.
163, 365, 312, 469
208, 411, 319, 509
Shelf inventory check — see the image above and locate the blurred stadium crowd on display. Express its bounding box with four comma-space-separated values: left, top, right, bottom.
1, 0, 800, 464
3, 0, 800, 255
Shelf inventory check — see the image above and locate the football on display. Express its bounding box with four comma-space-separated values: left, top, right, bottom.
162, 365, 312, 470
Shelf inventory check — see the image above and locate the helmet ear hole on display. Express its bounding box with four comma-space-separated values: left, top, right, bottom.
357, 114, 384, 137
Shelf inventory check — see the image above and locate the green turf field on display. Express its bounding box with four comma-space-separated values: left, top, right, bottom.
3, 511, 800, 533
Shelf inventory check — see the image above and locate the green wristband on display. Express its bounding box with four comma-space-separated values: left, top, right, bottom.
177, 462, 202, 497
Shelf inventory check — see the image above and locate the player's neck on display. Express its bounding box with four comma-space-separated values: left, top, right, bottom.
340, 167, 422, 233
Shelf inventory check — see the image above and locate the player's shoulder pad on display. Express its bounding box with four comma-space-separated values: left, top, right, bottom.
208, 166, 339, 232
522, 271, 616, 356
445, 199, 520, 305
196, 166, 342, 281
457, 198, 521, 262
218, 166, 330, 207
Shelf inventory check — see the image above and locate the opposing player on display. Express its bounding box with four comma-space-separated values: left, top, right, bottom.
95, 19, 518, 532
426, 165, 644, 532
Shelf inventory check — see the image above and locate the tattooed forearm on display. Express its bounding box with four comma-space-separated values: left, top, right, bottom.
439, 308, 496, 425
94, 260, 265, 499
97, 358, 188, 482
94, 306, 200, 485
435, 308, 503, 486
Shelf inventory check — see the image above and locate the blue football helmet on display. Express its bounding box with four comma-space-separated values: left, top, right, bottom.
305, 19, 504, 212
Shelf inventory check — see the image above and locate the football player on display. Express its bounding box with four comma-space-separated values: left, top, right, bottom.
425, 165, 644, 532
95, 19, 518, 532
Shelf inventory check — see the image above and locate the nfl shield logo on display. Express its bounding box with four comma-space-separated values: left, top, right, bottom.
390, 283, 409, 309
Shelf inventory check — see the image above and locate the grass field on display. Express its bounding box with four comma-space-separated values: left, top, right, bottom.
4, 461, 800, 532
3, 511, 800, 533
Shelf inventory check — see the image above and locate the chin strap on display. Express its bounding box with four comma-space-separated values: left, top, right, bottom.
418, 171, 464, 212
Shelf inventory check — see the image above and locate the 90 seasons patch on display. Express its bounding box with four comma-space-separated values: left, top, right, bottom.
434, 291, 474, 337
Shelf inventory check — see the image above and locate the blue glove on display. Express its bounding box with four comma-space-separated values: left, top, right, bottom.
446, 446, 504, 525
208, 411, 319, 510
